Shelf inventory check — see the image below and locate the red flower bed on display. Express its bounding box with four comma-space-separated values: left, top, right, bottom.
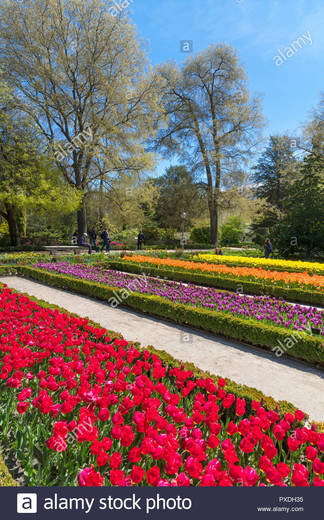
0, 285, 323, 487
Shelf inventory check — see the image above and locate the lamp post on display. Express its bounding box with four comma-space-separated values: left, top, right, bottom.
181, 211, 187, 247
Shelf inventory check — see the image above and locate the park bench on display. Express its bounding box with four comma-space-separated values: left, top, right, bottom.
43, 245, 89, 256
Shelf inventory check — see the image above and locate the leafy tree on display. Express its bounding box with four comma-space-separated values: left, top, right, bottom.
154, 44, 263, 244
89, 174, 159, 231
154, 166, 204, 229
251, 135, 299, 238
275, 153, 324, 257
0, 87, 80, 245
0, 0, 164, 234
302, 92, 324, 170
253, 136, 298, 212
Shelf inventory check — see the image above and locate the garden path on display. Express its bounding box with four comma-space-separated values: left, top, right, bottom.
1, 276, 323, 421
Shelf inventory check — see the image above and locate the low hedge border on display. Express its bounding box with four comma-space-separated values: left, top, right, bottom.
0, 450, 18, 486
103, 260, 324, 307
0, 265, 18, 276
15, 266, 324, 368
0, 281, 304, 421
0, 245, 46, 253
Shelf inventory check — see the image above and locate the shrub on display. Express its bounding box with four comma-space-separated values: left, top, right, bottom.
221, 216, 245, 246
190, 226, 216, 244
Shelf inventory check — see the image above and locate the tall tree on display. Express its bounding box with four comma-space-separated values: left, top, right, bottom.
302, 92, 324, 168
154, 44, 263, 244
251, 135, 299, 234
0, 112, 80, 245
275, 152, 324, 257
275, 94, 324, 257
154, 166, 204, 229
0, 0, 163, 234
253, 135, 299, 211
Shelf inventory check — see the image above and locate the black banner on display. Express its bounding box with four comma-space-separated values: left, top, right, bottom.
2, 486, 322, 520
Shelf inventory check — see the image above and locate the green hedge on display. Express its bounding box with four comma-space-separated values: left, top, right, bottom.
103, 260, 324, 307
0, 265, 18, 276
0, 280, 302, 419
0, 245, 46, 253
0, 451, 18, 486
16, 266, 324, 368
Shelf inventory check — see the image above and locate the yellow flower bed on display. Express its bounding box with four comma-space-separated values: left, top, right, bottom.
122, 255, 324, 291
194, 254, 324, 275
0, 252, 51, 265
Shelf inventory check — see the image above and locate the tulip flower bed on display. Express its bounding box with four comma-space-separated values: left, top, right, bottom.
0, 252, 51, 265
104, 258, 324, 307
34, 263, 324, 337
15, 263, 324, 366
0, 285, 323, 487
121, 256, 324, 292
194, 254, 324, 276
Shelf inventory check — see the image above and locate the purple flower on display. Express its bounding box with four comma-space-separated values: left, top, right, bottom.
34, 262, 324, 335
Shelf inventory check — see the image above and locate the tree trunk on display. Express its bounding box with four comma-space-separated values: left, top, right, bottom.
207, 187, 219, 246
209, 205, 218, 245
74, 161, 87, 235
17, 208, 27, 237
99, 175, 104, 221
189, 106, 220, 246
21, 208, 27, 236
77, 199, 87, 235
6, 205, 20, 246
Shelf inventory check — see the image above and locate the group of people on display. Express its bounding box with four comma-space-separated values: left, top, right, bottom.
73, 227, 111, 254
72, 228, 145, 254
73, 229, 272, 257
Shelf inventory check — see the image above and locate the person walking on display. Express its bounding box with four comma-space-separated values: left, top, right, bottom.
137, 230, 144, 250
264, 238, 272, 259
89, 226, 98, 252
100, 227, 111, 253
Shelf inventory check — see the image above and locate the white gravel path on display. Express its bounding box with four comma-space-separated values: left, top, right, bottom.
1, 276, 324, 422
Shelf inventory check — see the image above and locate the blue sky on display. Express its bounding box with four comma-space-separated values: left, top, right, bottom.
125, 0, 324, 175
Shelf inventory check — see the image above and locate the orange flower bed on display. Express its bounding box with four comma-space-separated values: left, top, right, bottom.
123, 256, 324, 292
